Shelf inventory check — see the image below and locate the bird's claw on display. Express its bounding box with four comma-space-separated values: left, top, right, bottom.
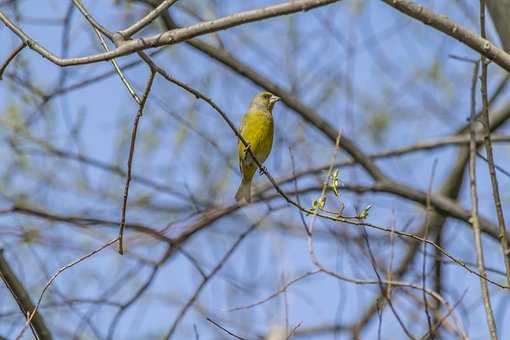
259, 166, 268, 175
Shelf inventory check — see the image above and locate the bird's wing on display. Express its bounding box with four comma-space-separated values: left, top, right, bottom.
238, 114, 248, 162
239, 110, 273, 161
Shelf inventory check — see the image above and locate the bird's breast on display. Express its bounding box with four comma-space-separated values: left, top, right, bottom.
239, 111, 274, 162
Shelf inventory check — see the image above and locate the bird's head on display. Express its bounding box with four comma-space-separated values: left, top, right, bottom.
251, 91, 280, 112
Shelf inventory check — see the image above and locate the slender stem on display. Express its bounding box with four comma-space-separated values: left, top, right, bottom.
0, 42, 25, 79
119, 0, 180, 38
93, 29, 141, 104
71, 0, 114, 39
72, 0, 141, 104
422, 160, 438, 338
15, 238, 118, 339
479, 0, 510, 287
0, 249, 53, 340
380, 0, 510, 72
118, 70, 156, 254
468, 57, 497, 339
0, 0, 342, 66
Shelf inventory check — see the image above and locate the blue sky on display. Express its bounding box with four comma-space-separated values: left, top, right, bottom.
1, 0, 510, 339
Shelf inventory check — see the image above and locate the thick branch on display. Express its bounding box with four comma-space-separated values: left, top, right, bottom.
487, 0, 510, 51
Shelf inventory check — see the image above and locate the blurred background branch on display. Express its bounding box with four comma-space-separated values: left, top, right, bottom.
0, 0, 510, 339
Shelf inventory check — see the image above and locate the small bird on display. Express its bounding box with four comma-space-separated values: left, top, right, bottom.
235, 91, 280, 203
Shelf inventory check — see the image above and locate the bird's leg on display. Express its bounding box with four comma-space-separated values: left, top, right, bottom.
259, 166, 268, 175
243, 143, 252, 157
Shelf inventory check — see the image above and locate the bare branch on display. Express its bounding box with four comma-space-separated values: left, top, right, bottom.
467, 55, 497, 339
72, 0, 142, 103
0, 42, 25, 80
0, 249, 52, 340
381, 0, 510, 72
119, 0, 180, 38
0, 0, 342, 66
486, 0, 510, 51
15, 238, 119, 340
422, 160, 438, 338
479, 0, 510, 285
71, 0, 114, 39
119, 70, 157, 255
4, 204, 174, 246
228, 271, 320, 312
206, 318, 247, 340
164, 215, 268, 338
361, 228, 416, 339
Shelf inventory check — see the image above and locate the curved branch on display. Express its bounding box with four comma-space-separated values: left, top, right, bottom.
381, 0, 510, 72
0, 250, 53, 340
0, 0, 341, 66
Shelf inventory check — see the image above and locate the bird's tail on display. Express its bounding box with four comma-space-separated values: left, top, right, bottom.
235, 178, 252, 203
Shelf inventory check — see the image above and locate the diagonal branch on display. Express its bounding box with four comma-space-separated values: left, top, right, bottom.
479, 0, 510, 286
119, 0, 180, 38
467, 57, 497, 339
15, 238, 119, 340
73, 0, 141, 104
0, 42, 25, 80
0, 249, 53, 340
0, 0, 342, 66
381, 0, 510, 72
71, 0, 114, 39
486, 0, 510, 51
118, 70, 157, 254
164, 215, 269, 339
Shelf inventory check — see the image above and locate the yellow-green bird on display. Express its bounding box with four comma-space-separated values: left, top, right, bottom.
235, 91, 280, 203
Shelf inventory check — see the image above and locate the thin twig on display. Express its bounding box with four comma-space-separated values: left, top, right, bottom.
287, 321, 303, 339
206, 318, 247, 340
289, 147, 310, 235
164, 214, 269, 338
0, 249, 52, 340
119, 0, 180, 38
7, 189, 507, 289
362, 227, 417, 340
74, 1, 151, 248
381, 0, 510, 72
419, 290, 468, 340
476, 151, 510, 179
0, 0, 342, 66
136, 51, 331, 216
72, 0, 141, 104
479, 0, 510, 286
0, 42, 25, 80
16, 238, 119, 340
106, 247, 171, 339
228, 270, 320, 312
71, 0, 114, 39
139, 46, 510, 241
94, 29, 141, 104
422, 159, 438, 338
118, 70, 156, 255
467, 56, 497, 339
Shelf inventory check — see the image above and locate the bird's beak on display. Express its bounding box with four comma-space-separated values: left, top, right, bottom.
269, 95, 280, 105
